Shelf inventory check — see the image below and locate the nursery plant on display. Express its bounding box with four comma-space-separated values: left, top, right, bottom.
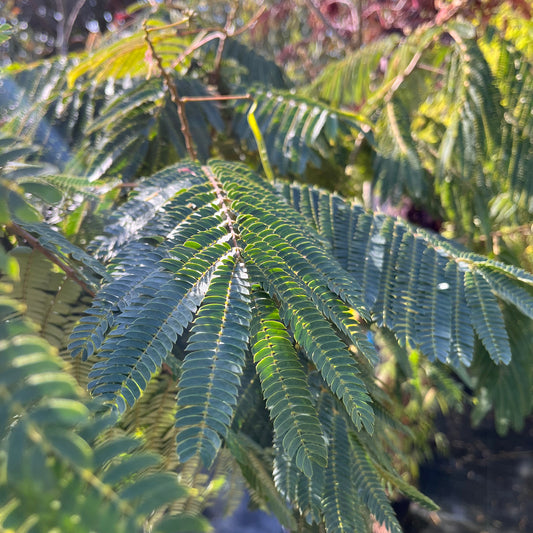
0, 2, 532, 531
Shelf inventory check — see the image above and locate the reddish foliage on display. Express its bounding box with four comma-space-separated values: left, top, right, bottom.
256, 0, 531, 51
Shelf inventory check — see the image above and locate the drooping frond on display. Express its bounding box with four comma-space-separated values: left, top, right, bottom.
176, 256, 251, 467
488, 35, 533, 208
322, 411, 369, 533
306, 21, 533, 234
54, 159, 533, 528
8, 247, 90, 349
67, 17, 192, 87
350, 436, 402, 533
373, 97, 426, 200
427, 23, 507, 235
88, 163, 208, 260
233, 88, 366, 176
0, 282, 207, 533
75, 161, 377, 439
274, 442, 325, 524
76, 77, 223, 180
86, 242, 222, 412
471, 304, 533, 434
226, 430, 297, 530
281, 182, 533, 367
17, 221, 109, 283
119, 371, 179, 469
308, 36, 400, 107
251, 289, 327, 477
0, 59, 128, 166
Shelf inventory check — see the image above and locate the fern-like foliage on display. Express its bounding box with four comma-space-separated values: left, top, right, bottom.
66, 16, 192, 86
76, 77, 224, 180
2, 8, 533, 531
281, 182, 533, 367
306, 21, 533, 236
0, 58, 127, 167
0, 268, 208, 532
233, 88, 366, 175
220, 37, 288, 88
308, 35, 401, 107
373, 97, 426, 201
62, 160, 532, 530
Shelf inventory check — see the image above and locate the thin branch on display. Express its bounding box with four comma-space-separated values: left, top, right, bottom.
213, 4, 238, 79
303, 0, 350, 47
63, 0, 88, 55
355, 0, 363, 47
171, 6, 266, 68
232, 5, 267, 37
6, 222, 96, 297
54, 0, 66, 54
180, 94, 251, 103
171, 30, 225, 69
143, 21, 197, 159
383, 48, 425, 104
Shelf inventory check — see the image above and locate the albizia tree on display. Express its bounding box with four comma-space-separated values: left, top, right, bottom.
0, 2, 532, 532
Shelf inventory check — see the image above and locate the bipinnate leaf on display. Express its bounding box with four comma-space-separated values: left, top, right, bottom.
251, 289, 327, 477
176, 258, 251, 467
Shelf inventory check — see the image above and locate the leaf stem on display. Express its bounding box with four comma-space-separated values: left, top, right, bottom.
203, 166, 241, 255
6, 222, 96, 297
180, 94, 251, 103
143, 20, 197, 159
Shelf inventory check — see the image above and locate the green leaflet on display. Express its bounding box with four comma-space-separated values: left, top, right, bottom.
16, 221, 108, 282
322, 412, 368, 533
470, 305, 533, 434
220, 38, 287, 88
281, 182, 532, 369
78, 78, 223, 181
88, 162, 209, 260
243, 234, 374, 433
234, 88, 364, 176
308, 36, 400, 107
239, 212, 375, 362
273, 442, 325, 524
0, 285, 204, 532
88, 239, 229, 411
477, 265, 533, 319
373, 97, 426, 201
464, 270, 512, 365
247, 99, 275, 182
251, 289, 327, 477
350, 437, 402, 533
9, 248, 90, 349
226, 431, 297, 530
176, 257, 251, 467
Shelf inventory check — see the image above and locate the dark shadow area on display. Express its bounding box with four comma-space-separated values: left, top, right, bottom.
412, 411, 533, 533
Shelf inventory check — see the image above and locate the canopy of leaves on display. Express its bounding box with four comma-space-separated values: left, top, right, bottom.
0, 2, 532, 532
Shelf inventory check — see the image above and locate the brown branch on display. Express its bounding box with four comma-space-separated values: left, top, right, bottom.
63, 0, 88, 55
213, 4, 237, 80
232, 5, 267, 37
180, 94, 251, 103
383, 47, 425, 104
171, 6, 266, 72
171, 30, 225, 69
6, 222, 96, 297
143, 21, 197, 159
